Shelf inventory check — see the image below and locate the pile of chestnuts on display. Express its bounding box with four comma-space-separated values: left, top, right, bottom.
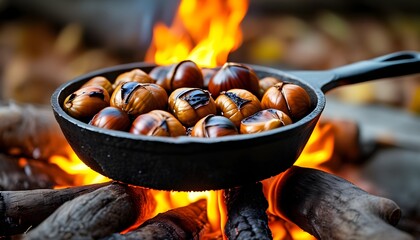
63, 60, 312, 138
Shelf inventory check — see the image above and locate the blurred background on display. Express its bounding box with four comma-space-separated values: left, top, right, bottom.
0, 0, 418, 111
1, 0, 419, 111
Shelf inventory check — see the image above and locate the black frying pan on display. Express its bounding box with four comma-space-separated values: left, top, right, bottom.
51, 51, 420, 191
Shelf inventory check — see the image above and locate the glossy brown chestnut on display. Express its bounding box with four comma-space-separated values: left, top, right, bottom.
240, 108, 292, 134
215, 89, 262, 127
110, 82, 168, 117
208, 62, 260, 98
63, 86, 110, 120
82, 76, 113, 95
112, 68, 155, 90
261, 82, 311, 121
149, 65, 171, 87
191, 114, 238, 138
130, 110, 186, 137
89, 106, 131, 131
259, 76, 281, 96
163, 60, 204, 92
168, 87, 217, 127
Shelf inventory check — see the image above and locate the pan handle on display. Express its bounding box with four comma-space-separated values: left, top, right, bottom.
288, 51, 420, 92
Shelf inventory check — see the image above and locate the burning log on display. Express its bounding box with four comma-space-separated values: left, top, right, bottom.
224, 182, 272, 240
0, 182, 111, 236
269, 166, 414, 240
22, 182, 155, 240
0, 153, 75, 190
0, 101, 69, 160
104, 199, 209, 240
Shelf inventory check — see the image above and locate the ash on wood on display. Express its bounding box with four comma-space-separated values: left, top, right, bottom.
21, 182, 155, 240
0, 153, 54, 190
0, 182, 110, 236
105, 199, 208, 240
269, 166, 414, 240
0, 102, 69, 160
224, 182, 272, 240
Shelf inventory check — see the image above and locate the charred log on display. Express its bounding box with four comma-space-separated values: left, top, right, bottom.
224, 182, 272, 240
104, 199, 209, 240
22, 182, 155, 240
269, 166, 414, 240
0, 153, 54, 190
0, 101, 69, 159
0, 182, 110, 236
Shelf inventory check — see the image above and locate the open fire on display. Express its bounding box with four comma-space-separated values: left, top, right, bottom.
0, 0, 417, 239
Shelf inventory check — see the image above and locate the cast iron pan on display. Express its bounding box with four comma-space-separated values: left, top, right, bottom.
51, 51, 420, 191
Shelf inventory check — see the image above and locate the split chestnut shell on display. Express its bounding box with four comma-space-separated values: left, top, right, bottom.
215, 89, 261, 127
240, 108, 292, 134
63, 86, 110, 120
130, 110, 186, 137
89, 106, 131, 131
191, 114, 238, 138
168, 87, 217, 127
261, 82, 311, 121
110, 82, 168, 118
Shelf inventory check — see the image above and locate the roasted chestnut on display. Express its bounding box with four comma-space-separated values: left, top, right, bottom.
63, 86, 110, 120
191, 114, 238, 138
82, 76, 113, 95
89, 106, 131, 131
149, 65, 171, 87
261, 82, 311, 121
208, 62, 260, 98
215, 89, 261, 127
111, 82, 168, 117
112, 68, 155, 90
168, 87, 217, 127
130, 110, 186, 137
259, 76, 281, 96
240, 108, 292, 134
161, 60, 204, 92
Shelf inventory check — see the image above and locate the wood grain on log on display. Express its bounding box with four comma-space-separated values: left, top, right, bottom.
0, 101, 69, 159
0, 182, 111, 236
267, 166, 414, 240
224, 182, 272, 240
104, 199, 209, 240
22, 182, 155, 240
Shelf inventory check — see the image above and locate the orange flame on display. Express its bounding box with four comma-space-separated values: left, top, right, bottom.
145, 0, 248, 67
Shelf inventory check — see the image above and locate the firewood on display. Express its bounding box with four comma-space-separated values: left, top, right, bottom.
0, 101, 69, 160
268, 166, 414, 240
0, 153, 54, 190
104, 199, 209, 240
0, 182, 111, 236
22, 182, 155, 240
224, 182, 272, 240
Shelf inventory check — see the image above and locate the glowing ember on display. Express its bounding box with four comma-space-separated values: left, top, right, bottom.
145, 0, 248, 67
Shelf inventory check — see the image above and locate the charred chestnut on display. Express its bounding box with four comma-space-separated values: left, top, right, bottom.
130, 110, 186, 137
162, 60, 204, 92
112, 68, 155, 90
191, 114, 238, 138
261, 82, 311, 121
63, 86, 110, 120
208, 62, 260, 98
110, 82, 168, 117
89, 106, 131, 131
259, 76, 281, 96
215, 89, 261, 127
240, 108, 292, 134
168, 87, 217, 127
82, 76, 113, 95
